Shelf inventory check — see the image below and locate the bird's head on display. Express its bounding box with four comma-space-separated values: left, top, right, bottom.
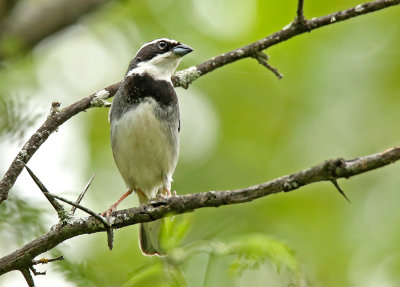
126, 38, 193, 82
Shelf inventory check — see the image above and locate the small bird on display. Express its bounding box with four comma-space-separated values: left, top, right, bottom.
103, 38, 193, 256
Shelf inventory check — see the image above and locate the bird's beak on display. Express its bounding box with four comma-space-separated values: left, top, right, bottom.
172, 44, 193, 57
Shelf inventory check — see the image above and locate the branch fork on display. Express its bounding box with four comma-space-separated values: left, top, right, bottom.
253, 52, 283, 79
0, 147, 399, 284
294, 0, 307, 26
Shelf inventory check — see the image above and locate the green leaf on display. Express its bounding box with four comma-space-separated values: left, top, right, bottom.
224, 234, 300, 277
160, 213, 193, 252
123, 262, 188, 287
0, 195, 46, 245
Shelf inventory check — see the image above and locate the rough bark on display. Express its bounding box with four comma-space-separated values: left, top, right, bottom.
1, 147, 399, 275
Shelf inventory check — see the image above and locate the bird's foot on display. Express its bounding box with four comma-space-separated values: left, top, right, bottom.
157, 193, 166, 199
101, 204, 117, 218
156, 189, 176, 200
101, 189, 133, 218
162, 188, 172, 197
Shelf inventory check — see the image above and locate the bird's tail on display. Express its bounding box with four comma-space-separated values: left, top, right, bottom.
137, 191, 165, 256
139, 219, 165, 256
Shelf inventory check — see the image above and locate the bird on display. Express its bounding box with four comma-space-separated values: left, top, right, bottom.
102, 38, 193, 256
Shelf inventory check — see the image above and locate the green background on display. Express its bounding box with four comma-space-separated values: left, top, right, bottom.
0, 0, 400, 286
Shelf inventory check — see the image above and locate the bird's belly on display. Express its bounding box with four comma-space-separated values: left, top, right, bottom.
111, 100, 179, 199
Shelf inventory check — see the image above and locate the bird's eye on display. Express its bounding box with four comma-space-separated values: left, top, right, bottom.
158, 41, 167, 50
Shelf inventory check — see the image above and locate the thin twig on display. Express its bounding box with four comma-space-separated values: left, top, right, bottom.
0, 82, 120, 203
330, 179, 351, 203
48, 193, 110, 228
24, 166, 110, 249
1, 0, 399, 202
27, 252, 64, 279
107, 229, 114, 250
254, 52, 283, 79
32, 256, 64, 266
71, 172, 96, 214
296, 0, 306, 22
29, 265, 45, 276
49, 193, 114, 250
20, 268, 35, 287
24, 164, 66, 220
1, 146, 399, 276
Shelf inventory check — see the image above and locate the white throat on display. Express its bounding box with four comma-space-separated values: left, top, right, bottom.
126, 52, 181, 82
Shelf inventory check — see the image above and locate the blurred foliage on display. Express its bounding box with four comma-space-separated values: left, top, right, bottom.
0, 94, 40, 142
123, 215, 302, 286
161, 213, 193, 252
225, 234, 299, 277
54, 257, 102, 287
0, 195, 46, 246
1, 0, 400, 286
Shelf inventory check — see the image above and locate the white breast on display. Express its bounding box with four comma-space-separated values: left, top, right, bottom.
111, 98, 179, 200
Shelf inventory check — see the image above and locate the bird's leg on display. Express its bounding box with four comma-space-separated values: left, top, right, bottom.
101, 189, 133, 217
135, 189, 147, 204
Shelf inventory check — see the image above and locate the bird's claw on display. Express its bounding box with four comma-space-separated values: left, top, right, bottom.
164, 189, 172, 197
101, 206, 116, 218
157, 190, 177, 201
159, 188, 173, 198
157, 193, 166, 199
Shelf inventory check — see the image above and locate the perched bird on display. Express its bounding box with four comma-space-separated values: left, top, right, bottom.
103, 38, 193, 256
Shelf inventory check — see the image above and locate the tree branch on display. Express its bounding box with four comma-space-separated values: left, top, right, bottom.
71, 172, 96, 214
0, 0, 111, 60
0, 0, 398, 203
48, 193, 110, 228
31, 256, 64, 266
1, 147, 399, 276
0, 83, 119, 203
0, 0, 19, 25
295, 0, 306, 24
24, 164, 67, 220
253, 52, 283, 79
20, 268, 35, 287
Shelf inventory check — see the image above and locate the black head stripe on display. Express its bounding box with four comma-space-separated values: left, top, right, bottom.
135, 39, 180, 62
